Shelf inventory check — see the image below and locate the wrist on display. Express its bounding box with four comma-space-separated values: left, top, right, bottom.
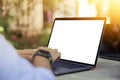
33, 56, 51, 66
33, 56, 52, 70
32, 50, 52, 63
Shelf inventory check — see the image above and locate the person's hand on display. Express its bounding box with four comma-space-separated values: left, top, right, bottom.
35, 47, 61, 62
17, 47, 61, 62
33, 47, 61, 70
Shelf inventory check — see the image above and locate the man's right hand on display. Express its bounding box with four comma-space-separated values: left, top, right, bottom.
35, 47, 61, 62
17, 47, 61, 62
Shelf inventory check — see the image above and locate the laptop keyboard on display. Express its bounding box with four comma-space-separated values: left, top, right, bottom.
52, 60, 88, 69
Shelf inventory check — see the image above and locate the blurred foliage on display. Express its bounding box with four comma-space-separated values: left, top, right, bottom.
1, 0, 76, 49
0, 0, 45, 49
44, 0, 64, 11
0, 26, 4, 33
44, 0, 76, 17
5, 28, 50, 49
0, 15, 4, 27
0, 13, 9, 34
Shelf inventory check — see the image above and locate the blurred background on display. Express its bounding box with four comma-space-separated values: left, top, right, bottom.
0, 0, 120, 52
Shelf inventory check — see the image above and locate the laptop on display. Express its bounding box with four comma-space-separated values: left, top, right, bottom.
47, 17, 106, 75
99, 24, 120, 61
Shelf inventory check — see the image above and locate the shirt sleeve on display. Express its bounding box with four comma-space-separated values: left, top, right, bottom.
0, 35, 55, 80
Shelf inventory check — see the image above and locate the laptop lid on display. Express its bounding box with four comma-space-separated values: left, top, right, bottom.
48, 17, 106, 66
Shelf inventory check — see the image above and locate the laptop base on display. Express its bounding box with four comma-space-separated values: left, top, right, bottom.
52, 59, 94, 76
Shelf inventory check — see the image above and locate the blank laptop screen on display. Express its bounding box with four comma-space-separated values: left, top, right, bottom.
48, 18, 105, 65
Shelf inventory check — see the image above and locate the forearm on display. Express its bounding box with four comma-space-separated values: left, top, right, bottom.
16, 49, 35, 61
17, 49, 35, 55
16, 48, 60, 71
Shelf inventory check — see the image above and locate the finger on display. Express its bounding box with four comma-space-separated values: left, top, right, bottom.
54, 52, 61, 60
37, 47, 58, 51
52, 49, 58, 53
52, 52, 61, 62
37, 47, 51, 51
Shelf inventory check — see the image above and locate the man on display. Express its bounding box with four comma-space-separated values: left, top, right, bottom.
0, 34, 61, 80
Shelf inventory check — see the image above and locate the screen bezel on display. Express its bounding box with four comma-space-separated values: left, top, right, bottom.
47, 17, 106, 67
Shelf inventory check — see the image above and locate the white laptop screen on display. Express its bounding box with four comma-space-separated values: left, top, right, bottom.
48, 18, 105, 65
